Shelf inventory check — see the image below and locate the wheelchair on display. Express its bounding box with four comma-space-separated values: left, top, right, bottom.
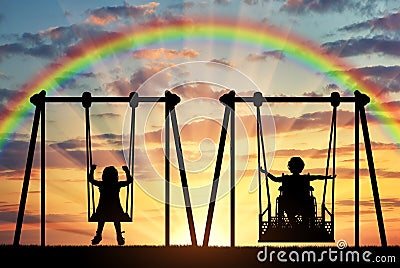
275, 185, 317, 228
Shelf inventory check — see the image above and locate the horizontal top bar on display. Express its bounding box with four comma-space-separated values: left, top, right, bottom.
45, 96, 165, 103
43, 95, 356, 103
236, 96, 356, 103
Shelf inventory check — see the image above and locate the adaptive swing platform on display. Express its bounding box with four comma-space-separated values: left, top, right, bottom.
259, 216, 334, 242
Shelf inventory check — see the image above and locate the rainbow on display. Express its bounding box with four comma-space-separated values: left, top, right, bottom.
0, 17, 398, 152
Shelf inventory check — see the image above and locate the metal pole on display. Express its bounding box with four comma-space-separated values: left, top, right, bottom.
13, 91, 46, 246
203, 90, 235, 247
230, 101, 235, 247
167, 91, 197, 246
41, 93, 46, 247
164, 93, 170, 246
355, 97, 360, 247
356, 91, 387, 247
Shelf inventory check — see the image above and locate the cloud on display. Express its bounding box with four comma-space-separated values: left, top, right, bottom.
209, 58, 235, 67
99, 62, 176, 95
243, 0, 265, 5
171, 83, 229, 100
337, 198, 400, 208
104, 79, 133, 96
239, 108, 388, 145
85, 2, 160, 26
0, 43, 25, 59
248, 109, 361, 136
247, 50, 285, 62
272, 141, 400, 160
346, 65, 400, 94
0, 132, 126, 171
130, 62, 174, 93
383, 100, 400, 109
0, 72, 9, 80
167, 2, 201, 10
339, 12, 400, 33
64, 10, 72, 18
132, 48, 199, 60
0, 88, 15, 101
302, 91, 323, 97
280, 0, 348, 14
0, 24, 114, 62
321, 38, 400, 58
0, 139, 37, 170
279, 0, 381, 15
91, 113, 121, 119
214, 0, 231, 5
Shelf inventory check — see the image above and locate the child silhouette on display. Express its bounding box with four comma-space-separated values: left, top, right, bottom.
263, 157, 334, 227
89, 164, 133, 245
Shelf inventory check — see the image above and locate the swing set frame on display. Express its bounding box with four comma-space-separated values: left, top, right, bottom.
202, 90, 387, 247
13, 89, 387, 248
13, 90, 197, 247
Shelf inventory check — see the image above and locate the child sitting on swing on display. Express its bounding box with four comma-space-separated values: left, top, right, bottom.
89, 164, 133, 245
262, 156, 334, 227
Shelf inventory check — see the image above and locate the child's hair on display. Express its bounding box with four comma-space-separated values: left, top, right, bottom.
102, 166, 118, 183
287, 157, 305, 173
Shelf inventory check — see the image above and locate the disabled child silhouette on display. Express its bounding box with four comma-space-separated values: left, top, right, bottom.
89, 164, 133, 245
262, 156, 334, 228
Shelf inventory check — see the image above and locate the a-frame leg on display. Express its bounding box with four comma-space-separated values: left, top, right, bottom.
13, 90, 46, 246
355, 90, 387, 247
166, 91, 197, 246
203, 91, 235, 247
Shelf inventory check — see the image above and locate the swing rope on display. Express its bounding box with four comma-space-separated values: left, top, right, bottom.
254, 92, 271, 218
257, 107, 271, 216
82, 91, 137, 222
322, 92, 339, 219
83, 92, 95, 220
127, 92, 138, 218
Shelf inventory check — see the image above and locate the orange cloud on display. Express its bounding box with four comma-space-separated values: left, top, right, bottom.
85, 14, 118, 26
171, 83, 229, 100
132, 48, 199, 60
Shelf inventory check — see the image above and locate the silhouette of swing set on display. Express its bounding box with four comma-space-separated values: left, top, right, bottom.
13, 88, 387, 248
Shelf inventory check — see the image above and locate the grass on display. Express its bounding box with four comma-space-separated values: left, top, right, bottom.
0, 244, 399, 267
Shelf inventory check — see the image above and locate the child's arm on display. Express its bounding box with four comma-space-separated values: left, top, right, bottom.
260, 167, 282, 182
119, 165, 133, 187
88, 164, 101, 186
308, 174, 336, 181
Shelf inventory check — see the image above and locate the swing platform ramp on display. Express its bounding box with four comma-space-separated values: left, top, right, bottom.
259, 216, 334, 242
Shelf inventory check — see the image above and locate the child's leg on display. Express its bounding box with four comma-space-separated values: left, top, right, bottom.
91, 221, 105, 245
113, 221, 122, 234
114, 222, 125, 245
96, 221, 105, 235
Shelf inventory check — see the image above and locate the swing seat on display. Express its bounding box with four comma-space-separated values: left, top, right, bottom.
258, 217, 334, 242
259, 187, 334, 242
89, 212, 132, 222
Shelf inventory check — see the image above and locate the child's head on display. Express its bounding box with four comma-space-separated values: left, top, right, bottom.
102, 166, 118, 183
287, 157, 305, 174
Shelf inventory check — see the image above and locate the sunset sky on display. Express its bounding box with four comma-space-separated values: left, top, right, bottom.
0, 0, 399, 247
